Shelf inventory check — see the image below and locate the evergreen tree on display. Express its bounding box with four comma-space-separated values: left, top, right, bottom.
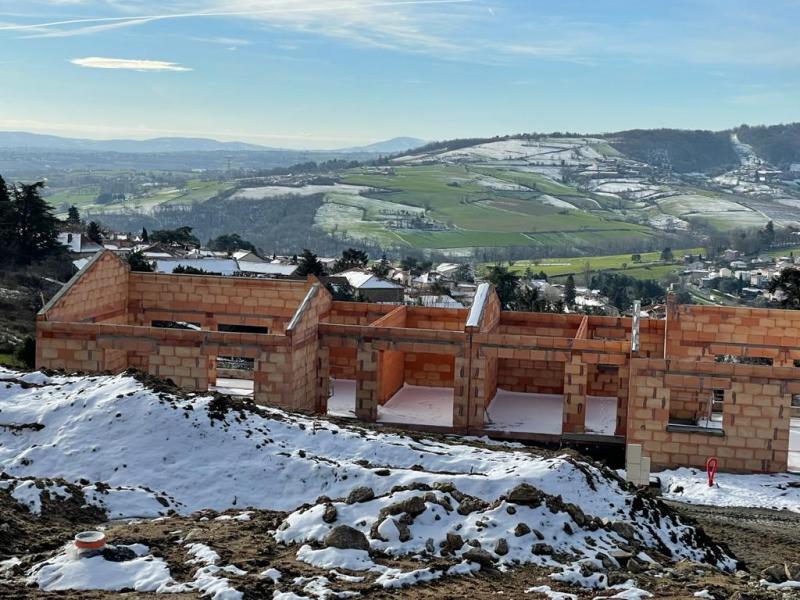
0, 175, 13, 256
127, 250, 153, 272
564, 274, 577, 307
660, 247, 674, 261
10, 181, 59, 264
296, 248, 324, 277
333, 248, 369, 272
141, 227, 149, 243
87, 221, 103, 244
372, 254, 391, 278
485, 265, 519, 308
768, 267, 800, 309
67, 205, 81, 225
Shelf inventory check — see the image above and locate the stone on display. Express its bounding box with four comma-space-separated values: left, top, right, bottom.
596, 552, 617, 570
346, 486, 374, 505
506, 483, 544, 507
626, 557, 646, 573
564, 503, 587, 527
506, 505, 517, 515
610, 521, 637, 542
531, 543, 553, 555
457, 496, 489, 516
761, 564, 787, 583
425, 538, 435, 554
514, 523, 531, 537
494, 538, 509, 556
462, 548, 495, 568
445, 532, 464, 551
322, 503, 337, 523
382, 496, 426, 518
324, 525, 370, 551
395, 519, 411, 543
785, 563, 800, 581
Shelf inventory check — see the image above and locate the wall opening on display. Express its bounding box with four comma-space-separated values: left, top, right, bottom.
715, 355, 773, 366
668, 387, 724, 434
152, 320, 200, 330
218, 324, 269, 334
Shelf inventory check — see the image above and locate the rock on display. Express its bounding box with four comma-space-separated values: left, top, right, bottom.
183, 528, 204, 542
425, 538, 435, 554
596, 552, 617, 570
506, 483, 544, 507
506, 505, 517, 515
382, 495, 427, 518
324, 525, 370, 551
761, 564, 788, 583
346, 486, 374, 504
494, 538, 509, 556
562, 523, 573, 535
532, 529, 544, 540
785, 562, 800, 581
395, 519, 411, 543
102, 546, 137, 562
627, 557, 646, 573
610, 550, 632, 566
445, 532, 464, 551
564, 503, 587, 527
467, 539, 481, 548
373, 468, 391, 476
463, 548, 495, 568
457, 497, 488, 516
322, 503, 338, 523
531, 543, 553, 555
610, 521, 637, 542
514, 523, 531, 537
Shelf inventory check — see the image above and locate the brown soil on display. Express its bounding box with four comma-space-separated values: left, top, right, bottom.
3, 501, 799, 600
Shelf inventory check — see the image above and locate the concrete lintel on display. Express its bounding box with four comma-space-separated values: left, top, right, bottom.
466, 282, 491, 329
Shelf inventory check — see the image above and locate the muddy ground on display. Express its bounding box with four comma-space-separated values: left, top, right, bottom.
2, 497, 800, 599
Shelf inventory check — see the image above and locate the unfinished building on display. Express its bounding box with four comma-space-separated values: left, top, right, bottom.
37, 251, 799, 474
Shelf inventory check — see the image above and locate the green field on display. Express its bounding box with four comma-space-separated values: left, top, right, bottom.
48, 179, 233, 216
488, 247, 702, 280
339, 165, 653, 249
0, 352, 22, 367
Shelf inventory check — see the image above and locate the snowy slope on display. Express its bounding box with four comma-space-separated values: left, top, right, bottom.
0, 368, 733, 575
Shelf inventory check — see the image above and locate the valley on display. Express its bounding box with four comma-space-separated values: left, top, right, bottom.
5, 125, 800, 262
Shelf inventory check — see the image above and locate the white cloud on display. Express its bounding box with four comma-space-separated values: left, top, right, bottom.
70, 57, 192, 71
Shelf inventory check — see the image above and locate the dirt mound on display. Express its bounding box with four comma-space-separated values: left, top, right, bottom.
0, 476, 106, 557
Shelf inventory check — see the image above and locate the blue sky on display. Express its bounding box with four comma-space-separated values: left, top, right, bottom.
0, 0, 798, 148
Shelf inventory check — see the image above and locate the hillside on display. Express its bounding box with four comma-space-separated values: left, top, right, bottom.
2, 368, 800, 598
603, 129, 740, 173
10, 124, 800, 260
736, 123, 800, 169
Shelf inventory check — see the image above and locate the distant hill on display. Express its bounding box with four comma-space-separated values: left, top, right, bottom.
0, 131, 427, 155
603, 128, 740, 173
735, 123, 800, 169
339, 136, 427, 154
0, 132, 275, 153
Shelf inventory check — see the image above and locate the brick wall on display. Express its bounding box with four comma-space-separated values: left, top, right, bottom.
128, 271, 310, 333
43, 252, 129, 324
497, 358, 565, 394
586, 364, 619, 396
665, 302, 800, 365
627, 358, 794, 472
378, 350, 405, 403
405, 352, 455, 387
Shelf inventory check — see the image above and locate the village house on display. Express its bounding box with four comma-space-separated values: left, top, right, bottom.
36, 251, 799, 475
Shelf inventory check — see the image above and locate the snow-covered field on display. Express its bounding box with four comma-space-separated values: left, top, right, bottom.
0, 368, 740, 596
233, 183, 371, 200
659, 468, 800, 513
